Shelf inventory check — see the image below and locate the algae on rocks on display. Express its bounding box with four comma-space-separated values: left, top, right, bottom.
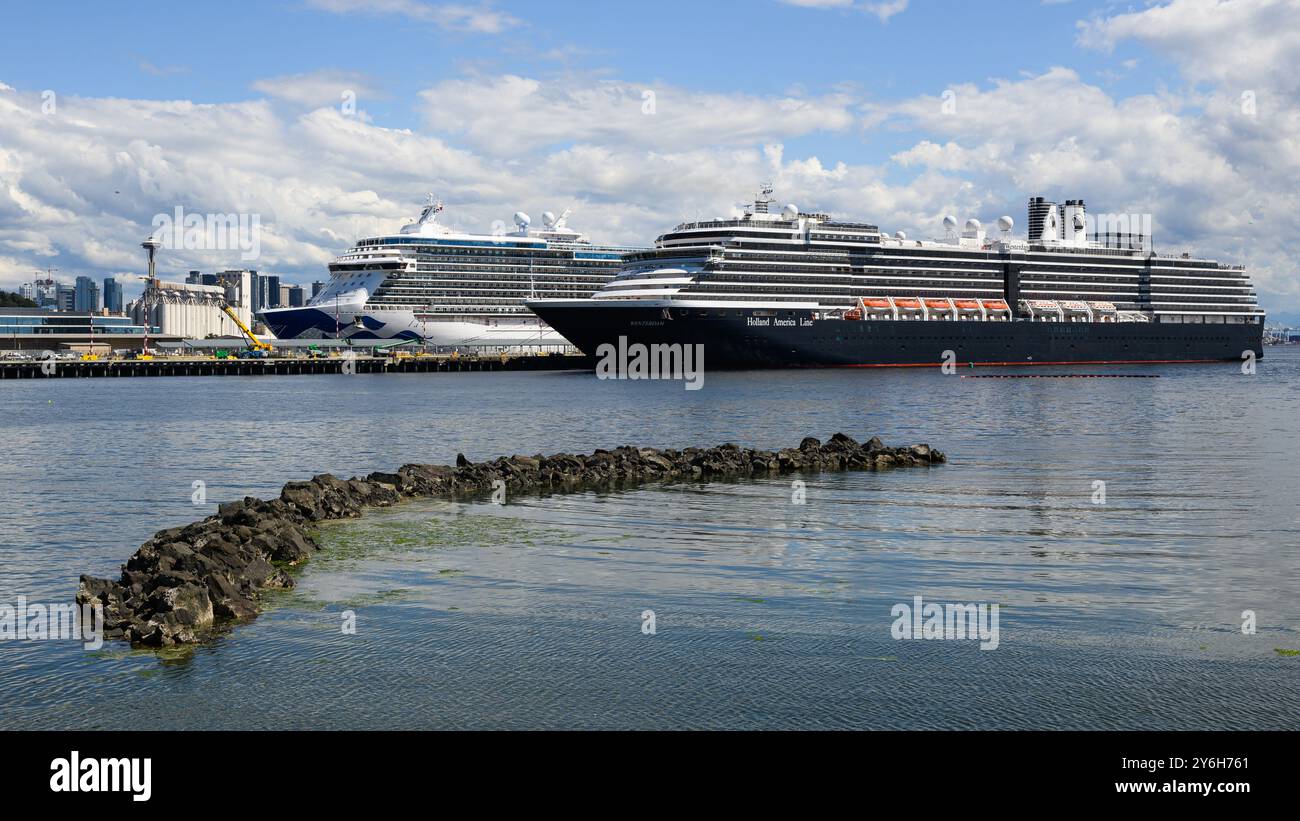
77, 433, 946, 647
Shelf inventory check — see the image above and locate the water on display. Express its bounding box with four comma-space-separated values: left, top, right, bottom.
2, 352, 1299, 729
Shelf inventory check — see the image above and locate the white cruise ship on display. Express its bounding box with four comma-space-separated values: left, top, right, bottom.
259, 197, 641, 347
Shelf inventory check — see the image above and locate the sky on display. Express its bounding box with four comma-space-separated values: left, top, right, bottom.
0, 0, 1297, 315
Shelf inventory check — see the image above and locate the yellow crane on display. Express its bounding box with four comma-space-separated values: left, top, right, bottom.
220, 304, 273, 353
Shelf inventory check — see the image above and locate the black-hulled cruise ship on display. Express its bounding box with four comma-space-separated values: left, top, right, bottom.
526, 187, 1264, 367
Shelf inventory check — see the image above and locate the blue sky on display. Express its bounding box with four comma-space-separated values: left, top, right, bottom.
0, 0, 1296, 314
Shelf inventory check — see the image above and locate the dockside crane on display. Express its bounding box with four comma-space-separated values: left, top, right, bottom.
220, 303, 274, 357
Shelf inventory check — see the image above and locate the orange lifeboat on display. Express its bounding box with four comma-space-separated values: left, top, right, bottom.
982, 300, 1009, 311
862, 298, 892, 309
894, 298, 922, 310
925, 299, 952, 310
953, 299, 981, 310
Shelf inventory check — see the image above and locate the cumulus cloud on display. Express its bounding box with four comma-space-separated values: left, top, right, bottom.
251, 69, 384, 111
418, 74, 857, 156
304, 0, 521, 34
1078, 0, 1300, 93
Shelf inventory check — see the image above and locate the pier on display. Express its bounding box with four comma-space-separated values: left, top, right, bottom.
0, 353, 594, 379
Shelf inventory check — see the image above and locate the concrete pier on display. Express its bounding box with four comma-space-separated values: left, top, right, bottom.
0, 354, 594, 379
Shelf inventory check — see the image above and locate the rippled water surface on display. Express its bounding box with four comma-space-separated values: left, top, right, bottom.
2, 351, 1299, 729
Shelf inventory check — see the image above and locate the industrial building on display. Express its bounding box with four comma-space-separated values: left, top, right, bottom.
124, 239, 259, 340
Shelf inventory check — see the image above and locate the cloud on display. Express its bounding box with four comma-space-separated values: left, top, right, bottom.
778, 0, 909, 22
417, 74, 857, 156
304, 0, 521, 34
251, 69, 384, 110
1078, 0, 1300, 93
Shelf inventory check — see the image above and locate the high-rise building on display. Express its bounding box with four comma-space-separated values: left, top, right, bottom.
247, 270, 261, 313
103, 277, 124, 314
56, 284, 75, 312
264, 274, 281, 308
215, 270, 254, 328
18, 283, 35, 302
287, 285, 305, 307
74, 276, 101, 312
311, 281, 325, 299
279, 284, 292, 308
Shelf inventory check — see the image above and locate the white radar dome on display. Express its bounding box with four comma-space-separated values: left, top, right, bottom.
542, 211, 557, 227
965, 218, 982, 233
894, 230, 907, 240
782, 203, 799, 220
942, 215, 958, 232
997, 215, 1014, 233
514, 211, 531, 229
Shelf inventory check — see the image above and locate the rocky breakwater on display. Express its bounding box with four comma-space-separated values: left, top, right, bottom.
78, 433, 945, 646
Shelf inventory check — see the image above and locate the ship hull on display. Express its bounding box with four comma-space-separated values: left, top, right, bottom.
259, 304, 568, 347
527, 301, 1265, 368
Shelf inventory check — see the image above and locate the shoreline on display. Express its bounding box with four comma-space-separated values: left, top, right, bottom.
77, 433, 946, 647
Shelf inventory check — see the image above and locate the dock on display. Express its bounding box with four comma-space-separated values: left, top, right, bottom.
0, 354, 595, 379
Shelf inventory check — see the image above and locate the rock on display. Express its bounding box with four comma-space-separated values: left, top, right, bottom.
828, 432, 859, 449
84, 432, 945, 647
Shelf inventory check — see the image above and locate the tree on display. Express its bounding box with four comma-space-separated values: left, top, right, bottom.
0, 290, 38, 308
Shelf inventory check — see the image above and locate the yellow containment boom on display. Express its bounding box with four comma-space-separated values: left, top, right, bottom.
220, 304, 273, 351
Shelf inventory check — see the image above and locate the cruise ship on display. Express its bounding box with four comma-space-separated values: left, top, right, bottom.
526, 187, 1265, 367
259, 197, 640, 346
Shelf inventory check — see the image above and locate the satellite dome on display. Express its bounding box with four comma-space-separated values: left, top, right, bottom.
542, 211, 557, 227
782, 203, 799, 221
514, 211, 531, 229
894, 230, 907, 240
942, 215, 958, 232
997, 215, 1014, 233
965, 218, 982, 233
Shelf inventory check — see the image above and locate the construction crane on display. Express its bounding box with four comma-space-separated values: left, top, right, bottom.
220, 304, 273, 356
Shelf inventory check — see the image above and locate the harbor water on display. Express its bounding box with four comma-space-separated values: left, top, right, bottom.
1, 350, 1298, 729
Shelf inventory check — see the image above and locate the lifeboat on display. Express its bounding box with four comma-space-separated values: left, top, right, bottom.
844, 308, 863, 321
925, 298, 952, 310
981, 300, 1009, 312
894, 298, 922, 310
862, 298, 892, 309
953, 299, 982, 310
